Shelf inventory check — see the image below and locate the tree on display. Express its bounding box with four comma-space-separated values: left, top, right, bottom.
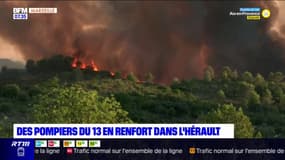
242, 71, 254, 83
1, 66, 7, 72
255, 73, 267, 94
238, 81, 255, 99
261, 89, 273, 105
280, 94, 285, 106
204, 66, 215, 81
221, 66, 238, 81
0, 115, 10, 137
26, 59, 36, 73
267, 82, 283, 103
217, 89, 226, 101
248, 90, 261, 105
221, 66, 232, 81
268, 72, 285, 83
255, 73, 266, 87
199, 104, 256, 138
145, 72, 154, 83
72, 68, 84, 81
204, 70, 212, 82
232, 70, 239, 80
127, 72, 137, 82
32, 84, 132, 123
48, 54, 73, 72
1, 84, 21, 98
172, 77, 180, 84
255, 131, 263, 138
114, 71, 122, 79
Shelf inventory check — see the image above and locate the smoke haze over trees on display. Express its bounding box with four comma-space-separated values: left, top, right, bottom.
0, 1, 285, 83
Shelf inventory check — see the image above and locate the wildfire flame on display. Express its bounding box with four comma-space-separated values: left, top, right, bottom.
91, 60, 99, 71
71, 57, 99, 71
80, 62, 87, 69
72, 57, 78, 68
71, 57, 142, 81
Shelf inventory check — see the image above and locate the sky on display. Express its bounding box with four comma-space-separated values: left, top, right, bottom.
272, 1, 285, 39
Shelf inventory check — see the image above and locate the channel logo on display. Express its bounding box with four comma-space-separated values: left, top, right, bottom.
35, 140, 47, 148
89, 140, 101, 148
48, 140, 60, 148
63, 140, 75, 147
76, 140, 88, 147
12, 8, 28, 20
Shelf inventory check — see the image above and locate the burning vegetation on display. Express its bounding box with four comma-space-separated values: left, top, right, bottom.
25, 55, 143, 83
71, 57, 115, 77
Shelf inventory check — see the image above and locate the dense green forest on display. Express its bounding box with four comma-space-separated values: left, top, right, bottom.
1, 55, 285, 138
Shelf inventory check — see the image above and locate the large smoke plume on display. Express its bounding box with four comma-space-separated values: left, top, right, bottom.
0, 1, 284, 83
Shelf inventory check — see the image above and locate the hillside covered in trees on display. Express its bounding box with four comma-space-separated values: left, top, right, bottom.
1, 55, 285, 138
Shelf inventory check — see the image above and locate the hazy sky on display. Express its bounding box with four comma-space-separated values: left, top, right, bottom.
272, 1, 285, 39
0, 1, 284, 63
0, 36, 24, 62
0, 1, 285, 82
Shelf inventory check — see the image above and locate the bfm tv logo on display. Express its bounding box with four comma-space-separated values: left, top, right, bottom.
13, 8, 28, 20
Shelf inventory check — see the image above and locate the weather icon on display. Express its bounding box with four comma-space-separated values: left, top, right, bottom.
261, 9, 271, 18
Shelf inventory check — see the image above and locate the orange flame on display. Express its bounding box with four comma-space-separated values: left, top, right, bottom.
91, 60, 99, 71
71, 58, 144, 82
80, 62, 86, 69
72, 57, 78, 68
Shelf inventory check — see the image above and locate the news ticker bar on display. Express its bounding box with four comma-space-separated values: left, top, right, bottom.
2, 139, 285, 160
14, 124, 234, 139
